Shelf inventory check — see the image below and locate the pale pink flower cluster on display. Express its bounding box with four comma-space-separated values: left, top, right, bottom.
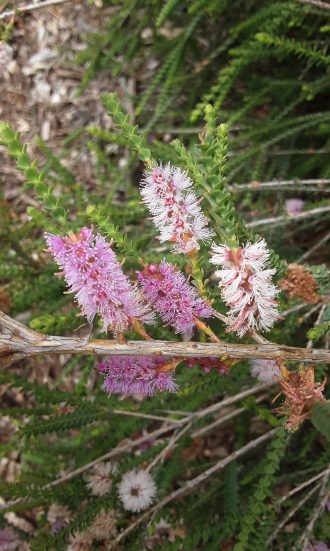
250, 359, 282, 383
210, 239, 280, 336
140, 163, 213, 253
137, 261, 213, 336
85, 461, 118, 496
97, 355, 178, 397
118, 469, 156, 512
45, 228, 153, 335
67, 532, 92, 551
0, 42, 13, 71
285, 198, 304, 216
88, 509, 117, 540
67, 509, 118, 549
47, 503, 72, 535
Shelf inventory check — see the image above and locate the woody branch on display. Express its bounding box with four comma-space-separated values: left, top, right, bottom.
1, 311, 329, 367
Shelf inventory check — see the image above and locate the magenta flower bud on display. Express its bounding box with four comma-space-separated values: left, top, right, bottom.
137, 260, 213, 336
97, 361, 109, 373
186, 357, 230, 375
97, 356, 178, 397
140, 163, 213, 254
45, 227, 154, 336
147, 263, 158, 274
210, 239, 280, 336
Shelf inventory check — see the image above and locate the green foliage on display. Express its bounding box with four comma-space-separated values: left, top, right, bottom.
311, 402, 330, 441
311, 265, 330, 295
21, 408, 104, 437
76, 0, 330, 186
0, 123, 67, 230
29, 311, 84, 335
101, 93, 153, 164
86, 204, 140, 261
156, 0, 180, 28
307, 321, 330, 342
255, 32, 330, 67
233, 427, 288, 551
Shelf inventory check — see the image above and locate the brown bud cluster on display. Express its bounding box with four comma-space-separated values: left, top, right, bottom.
276, 366, 326, 432
279, 263, 320, 304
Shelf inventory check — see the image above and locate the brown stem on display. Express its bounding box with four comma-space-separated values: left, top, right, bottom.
1, 311, 330, 365
187, 250, 207, 297
129, 318, 153, 341
157, 358, 183, 373
195, 318, 221, 343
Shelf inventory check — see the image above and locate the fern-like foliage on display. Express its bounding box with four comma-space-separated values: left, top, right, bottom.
233, 427, 288, 551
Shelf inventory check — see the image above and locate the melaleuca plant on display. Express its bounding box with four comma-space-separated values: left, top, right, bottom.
0, 95, 329, 551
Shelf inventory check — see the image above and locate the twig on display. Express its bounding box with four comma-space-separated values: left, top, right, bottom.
298, 0, 330, 10
159, 409, 193, 416
112, 409, 183, 424
246, 206, 330, 229
0, 383, 269, 511
228, 148, 330, 158
276, 466, 330, 506
299, 468, 330, 551
268, 483, 321, 545
230, 179, 330, 193
146, 422, 193, 472
213, 310, 229, 324
0, 310, 41, 342
297, 231, 330, 263
188, 383, 272, 422
214, 309, 270, 344
144, 397, 267, 447
250, 330, 272, 344
1, 311, 329, 364
271, 149, 330, 156
111, 428, 278, 549
192, 406, 246, 438
303, 303, 323, 322
191, 393, 267, 439
0, 0, 72, 20
281, 303, 311, 316
326, 331, 330, 350
307, 304, 327, 349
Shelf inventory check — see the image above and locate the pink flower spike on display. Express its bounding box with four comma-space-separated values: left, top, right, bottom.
140, 163, 213, 254
97, 356, 178, 397
137, 260, 213, 336
210, 239, 280, 336
45, 227, 154, 336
